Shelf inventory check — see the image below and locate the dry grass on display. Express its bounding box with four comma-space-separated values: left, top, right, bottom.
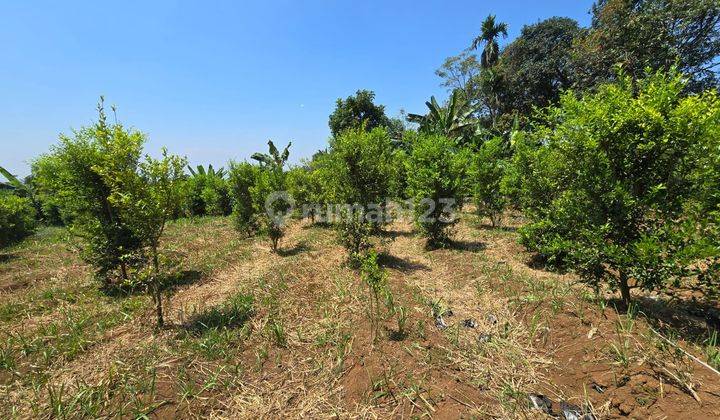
0, 213, 718, 418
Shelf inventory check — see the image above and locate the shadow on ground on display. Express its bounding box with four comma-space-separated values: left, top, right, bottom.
103, 269, 205, 297
278, 242, 311, 257
609, 295, 720, 348
182, 293, 254, 334
379, 229, 416, 239
378, 251, 430, 273
448, 239, 487, 252
0, 253, 18, 264
475, 223, 519, 233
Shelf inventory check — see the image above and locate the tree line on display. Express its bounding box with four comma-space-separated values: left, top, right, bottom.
1, 0, 718, 325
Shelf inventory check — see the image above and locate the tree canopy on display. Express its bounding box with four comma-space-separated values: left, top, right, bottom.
328, 90, 392, 137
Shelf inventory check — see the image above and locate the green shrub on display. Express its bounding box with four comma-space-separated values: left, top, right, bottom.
201, 176, 231, 216
0, 192, 36, 247
319, 127, 398, 261
360, 250, 390, 342
514, 70, 720, 304
286, 166, 313, 218
251, 168, 288, 252
33, 98, 144, 283
248, 142, 292, 252
184, 166, 231, 217
406, 134, 465, 248
105, 148, 187, 326
337, 213, 373, 268
471, 136, 508, 227
183, 175, 205, 216
228, 161, 260, 234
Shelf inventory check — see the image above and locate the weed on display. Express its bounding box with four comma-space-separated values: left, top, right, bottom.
705, 330, 720, 370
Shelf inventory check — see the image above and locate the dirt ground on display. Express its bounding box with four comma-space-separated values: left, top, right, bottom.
0, 214, 718, 418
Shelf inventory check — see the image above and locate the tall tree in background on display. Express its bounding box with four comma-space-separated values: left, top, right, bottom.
435, 53, 482, 104
471, 14, 509, 69
574, 0, 720, 91
328, 90, 392, 137
500, 17, 583, 115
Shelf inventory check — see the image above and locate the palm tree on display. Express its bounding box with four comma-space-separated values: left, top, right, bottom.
470, 15, 508, 69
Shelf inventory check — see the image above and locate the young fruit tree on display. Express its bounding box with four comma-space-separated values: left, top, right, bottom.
105, 149, 187, 327
513, 70, 720, 304
360, 250, 390, 343
250, 140, 292, 252
471, 136, 508, 227
405, 133, 466, 248
32, 98, 144, 284
228, 161, 261, 235
0, 192, 36, 247
320, 127, 398, 265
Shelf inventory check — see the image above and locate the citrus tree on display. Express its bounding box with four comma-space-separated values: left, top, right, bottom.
405, 133, 466, 248
320, 127, 398, 264
249, 141, 292, 252
0, 192, 36, 247
514, 70, 720, 304
33, 98, 144, 283
228, 161, 260, 235
471, 136, 508, 227
105, 149, 187, 326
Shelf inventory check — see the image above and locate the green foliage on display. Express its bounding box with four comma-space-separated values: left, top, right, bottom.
407, 91, 479, 143
514, 70, 720, 303
251, 140, 291, 168
328, 90, 392, 138
32, 98, 144, 283
499, 17, 582, 115
183, 165, 231, 217
251, 168, 288, 252
405, 133, 465, 247
471, 136, 508, 227
0, 166, 29, 195
248, 141, 291, 252
470, 14, 509, 68
200, 175, 231, 217
323, 127, 398, 207
574, 0, 720, 91
360, 250, 390, 342
286, 166, 317, 219
187, 164, 225, 178
104, 148, 187, 326
228, 161, 260, 234
337, 214, 374, 268
320, 127, 398, 261
0, 191, 36, 247
435, 53, 483, 105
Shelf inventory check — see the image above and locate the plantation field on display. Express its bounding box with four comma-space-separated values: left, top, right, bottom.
1, 213, 718, 419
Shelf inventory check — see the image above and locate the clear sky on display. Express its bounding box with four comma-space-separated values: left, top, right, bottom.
1, 0, 594, 177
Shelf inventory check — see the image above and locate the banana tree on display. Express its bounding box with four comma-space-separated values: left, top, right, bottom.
187, 164, 225, 179
252, 140, 292, 169
0, 165, 33, 198
407, 91, 479, 141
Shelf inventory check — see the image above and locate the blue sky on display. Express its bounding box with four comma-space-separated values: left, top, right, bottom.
1, 0, 593, 176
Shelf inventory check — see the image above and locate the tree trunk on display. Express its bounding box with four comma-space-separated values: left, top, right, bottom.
154, 284, 164, 327
120, 261, 129, 281
152, 245, 163, 327
619, 271, 632, 306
